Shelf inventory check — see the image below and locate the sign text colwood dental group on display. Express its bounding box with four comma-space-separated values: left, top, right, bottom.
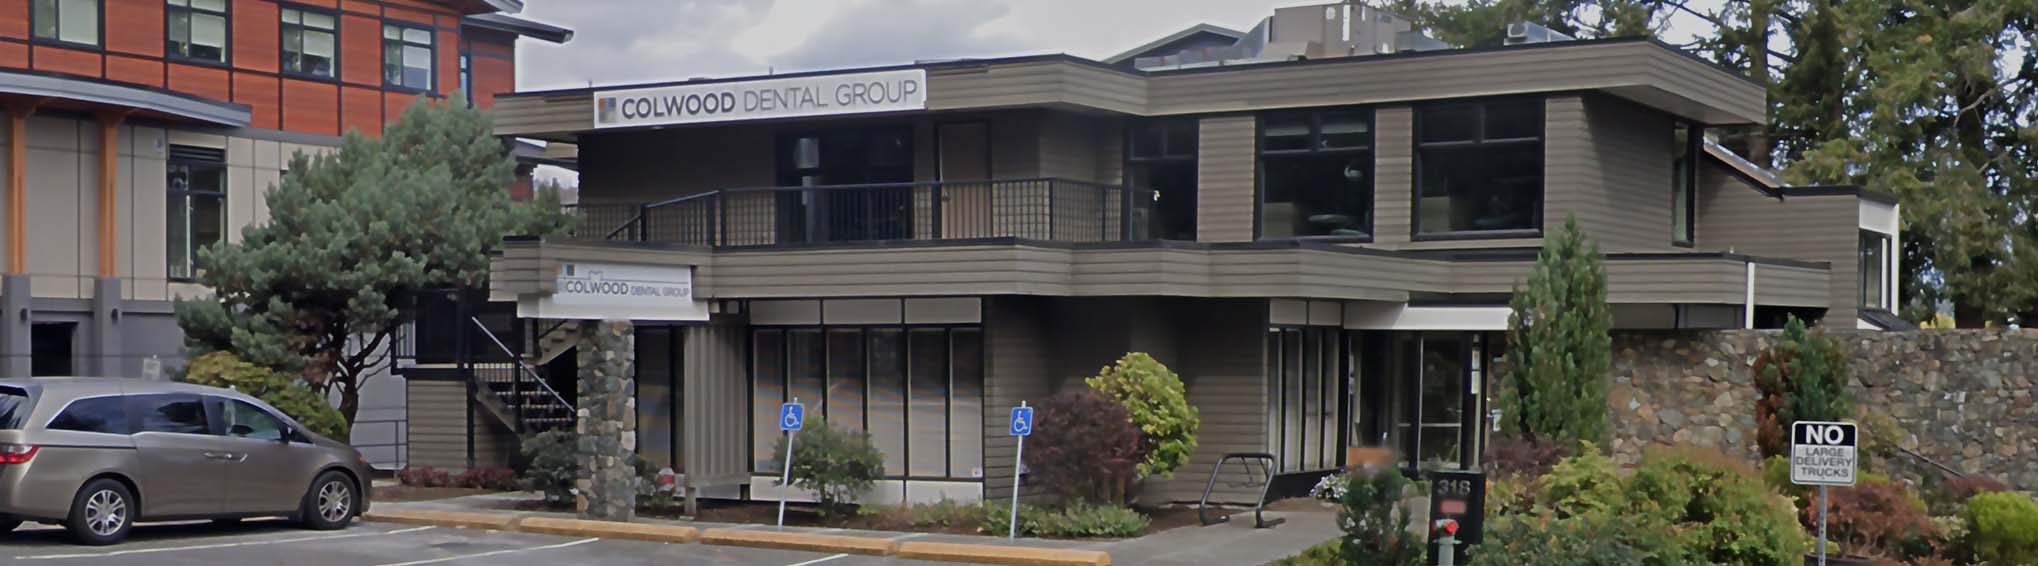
594, 69, 927, 128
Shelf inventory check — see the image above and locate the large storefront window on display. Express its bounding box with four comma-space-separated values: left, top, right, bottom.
1260, 109, 1374, 239
1126, 120, 1198, 241
1415, 99, 1543, 237
636, 327, 682, 472
1267, 327, 1345, 472
753, 326, 982, 479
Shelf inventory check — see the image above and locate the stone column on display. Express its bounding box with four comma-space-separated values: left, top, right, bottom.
574, 319, 637, 521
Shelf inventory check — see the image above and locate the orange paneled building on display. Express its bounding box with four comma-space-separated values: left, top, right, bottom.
0, 0, 568, 460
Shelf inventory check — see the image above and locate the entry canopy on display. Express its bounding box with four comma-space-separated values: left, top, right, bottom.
0, 70, 251, 127
516, 261, 710, 321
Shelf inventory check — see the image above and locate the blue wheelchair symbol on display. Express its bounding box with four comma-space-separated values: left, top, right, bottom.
780, 402, 805, 432
1009, 406, 1033, 437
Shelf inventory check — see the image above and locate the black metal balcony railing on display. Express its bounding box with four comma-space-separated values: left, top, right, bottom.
567, 178, 1154, 247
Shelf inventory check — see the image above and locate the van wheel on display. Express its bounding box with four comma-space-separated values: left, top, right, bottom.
299, 472, 356, 530
67, 479, 133, 546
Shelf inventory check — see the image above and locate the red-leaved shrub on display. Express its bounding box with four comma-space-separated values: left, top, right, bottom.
1024, 389, 1146, 504
397, 467, 452, 487
1806, 479, 1934, 560
455, 468, 520, 491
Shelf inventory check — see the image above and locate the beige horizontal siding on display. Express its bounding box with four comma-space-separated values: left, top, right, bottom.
493, 42, 1763, 140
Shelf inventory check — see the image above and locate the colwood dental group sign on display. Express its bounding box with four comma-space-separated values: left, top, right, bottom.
593, 69, 927, 128
518, 262, 709, 321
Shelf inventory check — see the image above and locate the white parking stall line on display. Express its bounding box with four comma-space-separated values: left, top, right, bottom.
370, 537, 599, 566
784, 553, 850, 566
16, 526, 438, 560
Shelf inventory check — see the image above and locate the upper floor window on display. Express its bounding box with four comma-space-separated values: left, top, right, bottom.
1861, 230, 1892, 310
1259, 109, 1374, 239
1126, 120, 1197, 240
168, 145, 227, 281
1415, 98, 1543, 237
384, 23, 435, 90
166, 0, 228, 63
459, 52, 472, 104
281, 8, 337, 79
31, 0, 99, 46
1672, 124, 1699, 245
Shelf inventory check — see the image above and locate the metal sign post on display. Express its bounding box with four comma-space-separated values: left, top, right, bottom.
1008, 402, 1033, 539
1790, 420, 1858, 566
776, 399, 805, 529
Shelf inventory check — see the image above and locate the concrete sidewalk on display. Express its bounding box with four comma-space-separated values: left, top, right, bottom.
377, 493, 1339, 566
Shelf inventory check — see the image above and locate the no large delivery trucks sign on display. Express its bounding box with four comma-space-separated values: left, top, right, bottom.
1790, 421, 1857, 486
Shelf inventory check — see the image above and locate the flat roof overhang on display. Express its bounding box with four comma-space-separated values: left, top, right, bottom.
494, 38, 1764, 142
491, 238, 1828, 309
0, 69, 251, 127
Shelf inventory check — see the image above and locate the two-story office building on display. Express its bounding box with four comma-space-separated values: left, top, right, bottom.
475, 2, 1903, 505
0, 0, 569, 466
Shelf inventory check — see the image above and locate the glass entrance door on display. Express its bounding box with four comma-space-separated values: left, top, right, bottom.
1359, 331, 1490, 471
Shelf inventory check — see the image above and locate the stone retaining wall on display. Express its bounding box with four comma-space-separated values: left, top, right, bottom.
1610, 329, 2038, 489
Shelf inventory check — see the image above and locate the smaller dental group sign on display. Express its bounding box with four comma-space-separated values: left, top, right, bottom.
1790, 421, 1857, 486
594, 69, 927, 129
518, 261, 709, 321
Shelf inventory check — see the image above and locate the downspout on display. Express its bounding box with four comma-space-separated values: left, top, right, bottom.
1744, 261, 1757, 329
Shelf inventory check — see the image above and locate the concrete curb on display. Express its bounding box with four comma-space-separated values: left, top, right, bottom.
516, 517, 700, 544
361, 508, 1113, 566
698, 528, 899, 556
360, 509, 519, 531
897, 541, 1113, 566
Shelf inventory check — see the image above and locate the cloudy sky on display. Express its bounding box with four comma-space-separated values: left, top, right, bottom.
513, 0, 1306, 91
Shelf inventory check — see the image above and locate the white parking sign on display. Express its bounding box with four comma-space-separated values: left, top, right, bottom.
1790, 421, 1857, 486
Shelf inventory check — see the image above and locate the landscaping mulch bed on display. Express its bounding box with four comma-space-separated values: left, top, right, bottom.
375, 486, 503, 502
498, 497, 1212, 539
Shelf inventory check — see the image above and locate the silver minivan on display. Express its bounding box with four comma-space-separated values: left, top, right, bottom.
0, 378, 372, 545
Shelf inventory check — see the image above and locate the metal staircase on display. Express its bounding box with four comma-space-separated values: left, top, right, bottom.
465, 317, 576, 433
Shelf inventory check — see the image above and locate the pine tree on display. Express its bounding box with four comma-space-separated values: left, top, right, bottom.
175, 96, 574, 424
1753, 316, 1853, 458
1500, 217, 1612, 445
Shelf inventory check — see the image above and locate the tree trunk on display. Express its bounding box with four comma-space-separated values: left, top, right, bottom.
1746, 0, 1774, 167
336, 377, 360, 425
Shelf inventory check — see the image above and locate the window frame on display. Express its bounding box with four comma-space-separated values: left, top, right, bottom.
167, 145, 227, 282
1255, 107, 1377, 242
1123, 118, 1200, 241
30, 0, 103, 49
382, 21, 437, 93
1411, 97, 1546, 241
1671, 122, 1700, 247
278, 4, 340, 82
1860, 229, 1893, 311
165, 0, 231, 66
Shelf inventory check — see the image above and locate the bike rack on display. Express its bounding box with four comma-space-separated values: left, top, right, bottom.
1197, 452, 1285, 528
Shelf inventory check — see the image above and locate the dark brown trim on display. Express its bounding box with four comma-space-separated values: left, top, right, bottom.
1781, 185, 1898, 206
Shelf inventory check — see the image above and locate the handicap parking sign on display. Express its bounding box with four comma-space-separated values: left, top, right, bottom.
1009, 406, 1033, 437
780, 402, 805, 432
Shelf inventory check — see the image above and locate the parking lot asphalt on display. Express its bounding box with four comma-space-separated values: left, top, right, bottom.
0, 520, 960, 566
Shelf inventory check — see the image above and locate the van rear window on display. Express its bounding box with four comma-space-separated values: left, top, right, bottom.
0, 387, 28, 430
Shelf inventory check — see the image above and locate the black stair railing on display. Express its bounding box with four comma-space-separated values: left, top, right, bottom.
466, 316, 575, 433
